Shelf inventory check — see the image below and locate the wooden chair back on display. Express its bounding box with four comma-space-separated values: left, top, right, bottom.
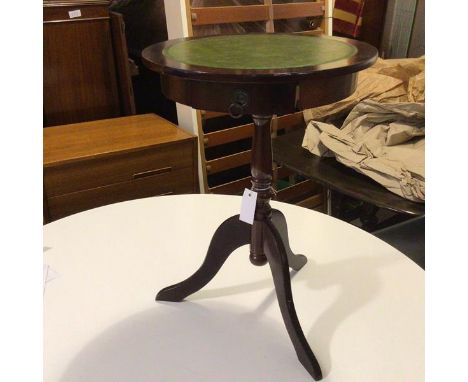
183, 0, 331, 210
189, 0, 331, 35
202, 112, 321, 208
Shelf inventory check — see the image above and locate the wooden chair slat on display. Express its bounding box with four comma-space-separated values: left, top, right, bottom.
204, 123, 254, 148
191, 5, 270, 26
295, 28, 325, 36
206, 150, 251, 174
201, 110, 227, 120
210, 176, 251, 195
272, 2, 324, 20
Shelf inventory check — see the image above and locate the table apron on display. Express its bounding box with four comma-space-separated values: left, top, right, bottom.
298, 72, 357, 109
161, 74, 297, 115
161, 72, 357, 114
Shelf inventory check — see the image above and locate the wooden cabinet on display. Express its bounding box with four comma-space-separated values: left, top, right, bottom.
43, 114, 198, 222
43, 0, 135, 126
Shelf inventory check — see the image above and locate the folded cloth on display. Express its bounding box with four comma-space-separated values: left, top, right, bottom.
303, 57, 425, 124
302, 100, 425, 202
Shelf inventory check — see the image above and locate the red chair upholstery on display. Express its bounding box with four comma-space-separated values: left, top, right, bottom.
333, 0, 366, 38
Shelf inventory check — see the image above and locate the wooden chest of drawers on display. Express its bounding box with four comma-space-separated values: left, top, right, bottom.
44, 114, 198, 222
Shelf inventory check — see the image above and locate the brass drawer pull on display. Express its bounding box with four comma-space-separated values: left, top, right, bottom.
133, 166, 172, 179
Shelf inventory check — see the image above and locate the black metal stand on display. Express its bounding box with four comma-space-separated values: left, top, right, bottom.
156, 116, 322, 380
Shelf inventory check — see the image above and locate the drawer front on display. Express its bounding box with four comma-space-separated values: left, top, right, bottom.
46, 167, 195, 221
45, 141, 195, 197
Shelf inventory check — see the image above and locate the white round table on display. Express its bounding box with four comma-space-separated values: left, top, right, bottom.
44, 194, 424, 382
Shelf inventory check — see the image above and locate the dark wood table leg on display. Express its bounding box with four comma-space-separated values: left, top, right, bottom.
264, 218, 322, 380
271, 209, 308, 271
250, 115, 322, 380
156, 114, 322, 380
156, 215, 251, 302
249, 115, 272, 267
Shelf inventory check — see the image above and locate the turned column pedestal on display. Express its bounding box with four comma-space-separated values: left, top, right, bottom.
156, 113, 321, 379
142, 33, 377, 380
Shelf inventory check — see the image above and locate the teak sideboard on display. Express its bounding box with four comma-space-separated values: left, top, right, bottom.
43, 114, 198, 223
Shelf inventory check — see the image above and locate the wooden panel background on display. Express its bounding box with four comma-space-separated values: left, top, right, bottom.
43, 1, 135, 126
43, 17, 121, 126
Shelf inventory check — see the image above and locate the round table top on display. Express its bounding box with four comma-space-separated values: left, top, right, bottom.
44, 195, 424, 382
142, 34, 378, 82
164, 34, 356, 70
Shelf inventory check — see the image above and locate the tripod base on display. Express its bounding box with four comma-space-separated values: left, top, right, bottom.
157, 209, 322, 381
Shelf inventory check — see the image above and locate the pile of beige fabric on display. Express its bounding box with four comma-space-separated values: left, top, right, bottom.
302, 57, 425, 202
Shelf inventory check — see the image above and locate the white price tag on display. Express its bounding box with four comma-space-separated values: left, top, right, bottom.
68, 9, 82, 19
239, 189, 257, 225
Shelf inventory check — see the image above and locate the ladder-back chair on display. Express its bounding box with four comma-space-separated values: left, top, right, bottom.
185, 0, 332, 209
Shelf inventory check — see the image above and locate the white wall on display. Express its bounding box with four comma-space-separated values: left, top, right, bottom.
163, 0, 206, 192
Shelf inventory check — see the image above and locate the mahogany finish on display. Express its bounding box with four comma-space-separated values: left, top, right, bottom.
143, 34, 376, 115
142, 34, 377, 381
142, 35, 376, 81
250, 115, 275, 266
161, 74, 298, 115
44, 114, 198, 222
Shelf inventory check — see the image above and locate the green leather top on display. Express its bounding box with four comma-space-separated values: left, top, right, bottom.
163, 34, 357, 70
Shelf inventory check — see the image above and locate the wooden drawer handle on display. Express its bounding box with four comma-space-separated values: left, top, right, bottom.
133, 166, 172, 179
